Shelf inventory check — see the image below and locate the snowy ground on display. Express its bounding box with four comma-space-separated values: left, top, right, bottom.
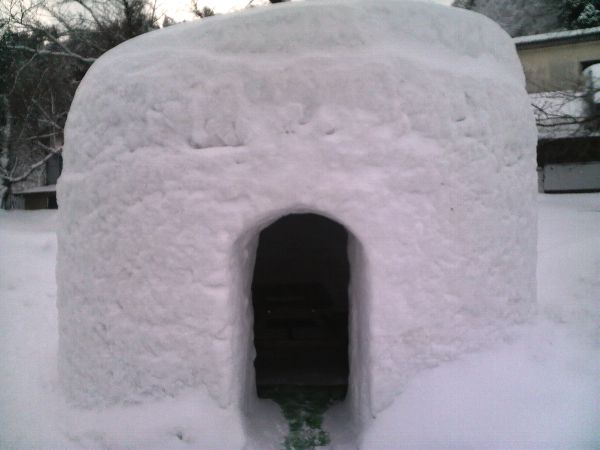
1, 194, 599, 448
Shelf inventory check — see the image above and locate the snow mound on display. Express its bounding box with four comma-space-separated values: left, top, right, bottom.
58, 0, 537, 444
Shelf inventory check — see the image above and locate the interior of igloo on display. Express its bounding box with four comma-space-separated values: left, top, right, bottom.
231, 208, 371, 428
252, 213, 350, 390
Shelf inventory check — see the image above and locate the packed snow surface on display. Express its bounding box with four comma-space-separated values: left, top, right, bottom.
1, 195, 599, 447
58, 1, 537, 428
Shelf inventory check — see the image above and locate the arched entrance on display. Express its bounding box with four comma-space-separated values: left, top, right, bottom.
251, 213, 350, 393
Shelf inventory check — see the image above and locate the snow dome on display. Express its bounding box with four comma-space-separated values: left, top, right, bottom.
57, 0, 537, 445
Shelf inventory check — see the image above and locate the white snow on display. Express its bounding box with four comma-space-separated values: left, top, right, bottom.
353, 194, 600, 449
0, 212, 284, 448
2, 195, 599, 447
584, 63, 600, 106
55, 0, 537, 441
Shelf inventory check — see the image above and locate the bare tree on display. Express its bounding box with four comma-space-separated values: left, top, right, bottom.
0, 0, 161, 208
0, 21, 72, 206
531, 67, 600, 141
191, 2, 214, 18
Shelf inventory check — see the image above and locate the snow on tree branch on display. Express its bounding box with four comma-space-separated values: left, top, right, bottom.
7, 44, 97, 62
1, 0, 163, 208
0, 144, 61, 184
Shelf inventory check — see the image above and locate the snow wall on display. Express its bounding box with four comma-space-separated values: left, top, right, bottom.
57, 0, 537, 445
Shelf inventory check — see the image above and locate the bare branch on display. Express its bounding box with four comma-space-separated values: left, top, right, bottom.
31, 98, 65, 131
6, 53, 38, 96
1, 146, 61, 183
191, 1, 215, 18
44, 8, 107, 54
2, 0, 165, 203
0, 95, 12, 170
34, 140, 61, 153
8, 43, 97, 62
72, 0, 109, 32
18, 131, 59, 141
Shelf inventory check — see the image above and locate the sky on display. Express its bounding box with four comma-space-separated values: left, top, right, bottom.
157, 0, 454, 23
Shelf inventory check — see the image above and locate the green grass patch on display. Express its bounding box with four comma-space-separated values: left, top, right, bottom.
259, 385, 346, 450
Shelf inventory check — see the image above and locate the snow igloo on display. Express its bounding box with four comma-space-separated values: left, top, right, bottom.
57, 0, 537, 444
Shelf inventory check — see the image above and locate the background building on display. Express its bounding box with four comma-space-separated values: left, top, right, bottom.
456, 1, 600, 192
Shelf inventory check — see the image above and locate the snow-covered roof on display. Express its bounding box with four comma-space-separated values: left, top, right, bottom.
515, 26, 600, 49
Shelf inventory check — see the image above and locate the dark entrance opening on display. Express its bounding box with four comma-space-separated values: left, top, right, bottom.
252, 213, 350, 394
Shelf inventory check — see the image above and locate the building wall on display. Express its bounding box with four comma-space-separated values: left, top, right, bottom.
518, 40, 600, 93
542, 162, 600, 192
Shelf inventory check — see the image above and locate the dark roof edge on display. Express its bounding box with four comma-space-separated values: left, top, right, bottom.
13, 184, 57, 195
515, 27, 600, 50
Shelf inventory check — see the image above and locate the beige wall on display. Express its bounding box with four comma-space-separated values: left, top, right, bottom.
517, 40, 600, 93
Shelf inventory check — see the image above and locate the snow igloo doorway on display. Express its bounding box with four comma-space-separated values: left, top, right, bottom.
57, 0, 537, 444
251, 213, 352, 391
